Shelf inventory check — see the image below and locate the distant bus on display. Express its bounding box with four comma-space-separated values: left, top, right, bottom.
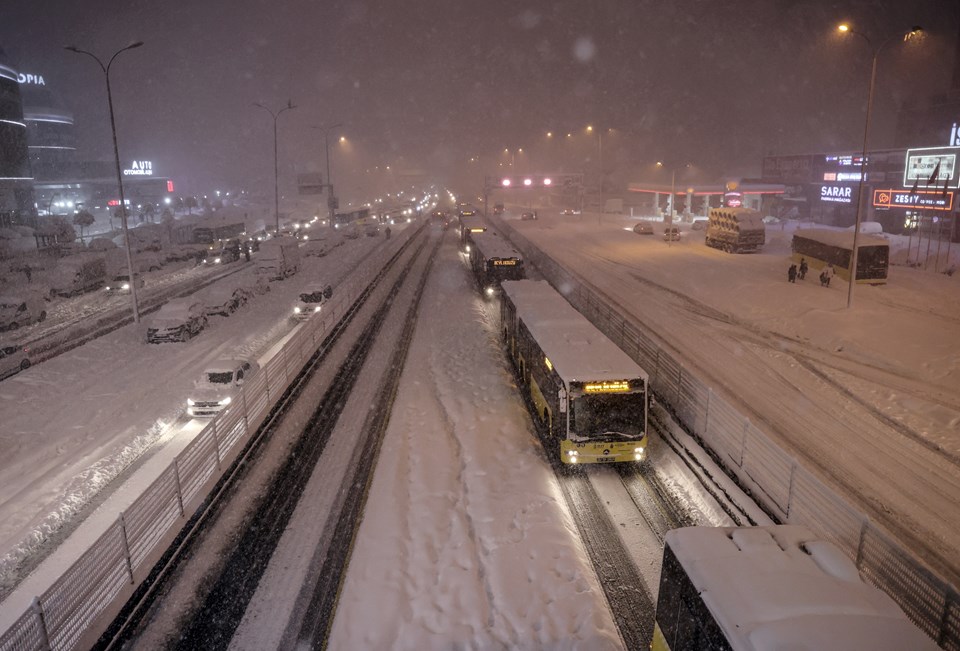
333, 208, 370, 229
193, 222, 246, 245
500, 279, 649, 464
466, 229, 525, 297
652, 525, 937, 651
458, 213, 486, 251
791, 228, 889, 284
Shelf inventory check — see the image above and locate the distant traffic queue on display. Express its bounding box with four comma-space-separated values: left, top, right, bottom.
500, 279, 649, 464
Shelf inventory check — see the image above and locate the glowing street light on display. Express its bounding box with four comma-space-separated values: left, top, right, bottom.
837, 22, 923, 309
65, 41, 144, 323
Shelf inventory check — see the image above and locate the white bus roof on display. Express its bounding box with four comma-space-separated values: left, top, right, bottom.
665, 525, 937, 651
469, 230, 521, 260
501, 280, 648, 384
459, 214, 486, 230
793, 228, 888, 249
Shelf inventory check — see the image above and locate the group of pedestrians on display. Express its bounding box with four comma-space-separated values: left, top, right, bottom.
788, 258, 833, 286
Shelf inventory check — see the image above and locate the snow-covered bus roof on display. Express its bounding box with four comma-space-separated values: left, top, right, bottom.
501, 280, 649, 385
664, 525, 937, 651
469, 230, 521, 261
458, 214, 486, 231
792, 228, 888, 250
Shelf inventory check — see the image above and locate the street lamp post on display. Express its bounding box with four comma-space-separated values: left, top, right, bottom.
254, 100, 296, 236
65, 42, 143, 323
588, 125, 604, 223
313, 123, 343, 225
838, 23, 923, 309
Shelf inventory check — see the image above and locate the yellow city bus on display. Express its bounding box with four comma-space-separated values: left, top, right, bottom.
500, 279, 648, 464
791, 228, 889, 284
652, 525, 937, 650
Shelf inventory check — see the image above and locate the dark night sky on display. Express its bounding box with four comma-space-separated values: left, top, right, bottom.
2, 0, 958, 200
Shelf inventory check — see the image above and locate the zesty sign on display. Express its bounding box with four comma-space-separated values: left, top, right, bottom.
873, 189, 954, 211
820, 185, 852, 203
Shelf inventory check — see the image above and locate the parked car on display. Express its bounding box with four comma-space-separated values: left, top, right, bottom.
632, 222, 654, 235
186, 357, 260, 417
0, 294, 47, 331
691, 219, 708, 231
199, 284, 253, 317
293, 283, 333, 320
520, 211, 538, 221
0, 343, 31, 380
663, 226, 681, 241
103, 273, 144, 294
146, 299, 207, 343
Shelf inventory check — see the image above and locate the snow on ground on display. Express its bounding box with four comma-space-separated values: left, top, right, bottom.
505, 209, 960, 583
329, 235, 623, 650
0, 235, 381, 589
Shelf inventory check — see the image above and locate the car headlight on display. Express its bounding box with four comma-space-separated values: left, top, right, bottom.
214, 257, 221, 264
219, 396, 232, 406
314, 306, 321, 312
485, 287, 494, 296
122, 283, 130, 290
202, 259, 208, 264
294, 306, 302, 313
187, 398, 195, 406
104, 286, 111, 291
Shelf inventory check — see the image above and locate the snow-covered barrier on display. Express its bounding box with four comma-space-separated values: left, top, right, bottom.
494, 216, 959, 651
0, 224, 421, 651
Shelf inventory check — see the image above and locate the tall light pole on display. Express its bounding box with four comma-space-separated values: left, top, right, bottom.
254, 100, 296, 235
65, 41, 143, 323
588, 125, 604, 222
657, 161, 689, 222
313, 123, 343, 224
838, 23, 923, 309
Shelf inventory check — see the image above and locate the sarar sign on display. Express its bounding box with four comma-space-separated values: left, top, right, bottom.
820, 185, 852, 203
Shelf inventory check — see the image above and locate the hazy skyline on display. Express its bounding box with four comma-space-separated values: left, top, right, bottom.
3, 0, 958, 199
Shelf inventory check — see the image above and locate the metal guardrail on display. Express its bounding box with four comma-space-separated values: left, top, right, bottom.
0, 226, 417, 651
497, 219, 959, 651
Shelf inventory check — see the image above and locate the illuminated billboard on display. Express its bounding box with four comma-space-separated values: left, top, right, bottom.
873, 188, 954, 211
903, 147, 959, 188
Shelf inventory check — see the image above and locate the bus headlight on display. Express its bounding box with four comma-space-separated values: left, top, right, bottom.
314, 306, 322, 312
485, 287, 494, 296
634, 446, 646, 461
219, 396, 232, 406
294, 306, 302, 314
567, 450, 579, 463
187, 398, 195, 406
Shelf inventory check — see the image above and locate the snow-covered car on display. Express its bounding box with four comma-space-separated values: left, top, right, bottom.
0, 343, 31, 380
632, 222, 654, 235
103, 273, 144, 294
186, 357, 259, 417
691, 219, 708, 230
133, 251, 163, 272
199, 284, 253, 317
0, 294, 47, 331
293, 283, 333, 320
201, 247, 239, 265
663, 226, 681, 241
146, 299, 207, 343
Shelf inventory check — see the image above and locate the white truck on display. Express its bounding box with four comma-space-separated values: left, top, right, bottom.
256, 237, 300, 280
704, 207, 766, 253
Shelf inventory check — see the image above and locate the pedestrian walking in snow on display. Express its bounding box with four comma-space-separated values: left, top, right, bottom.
798, 258, 808, 280
822, 263, 835, 287
788, 264, 797, 283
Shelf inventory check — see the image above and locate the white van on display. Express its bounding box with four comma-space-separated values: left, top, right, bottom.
0, 294, 47, 331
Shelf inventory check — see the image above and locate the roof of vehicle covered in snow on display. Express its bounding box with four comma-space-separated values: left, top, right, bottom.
664, 525, 938, 651
500, 279, 648, 384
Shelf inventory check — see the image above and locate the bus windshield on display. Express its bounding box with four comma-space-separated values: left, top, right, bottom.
571, 392, 645, 440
